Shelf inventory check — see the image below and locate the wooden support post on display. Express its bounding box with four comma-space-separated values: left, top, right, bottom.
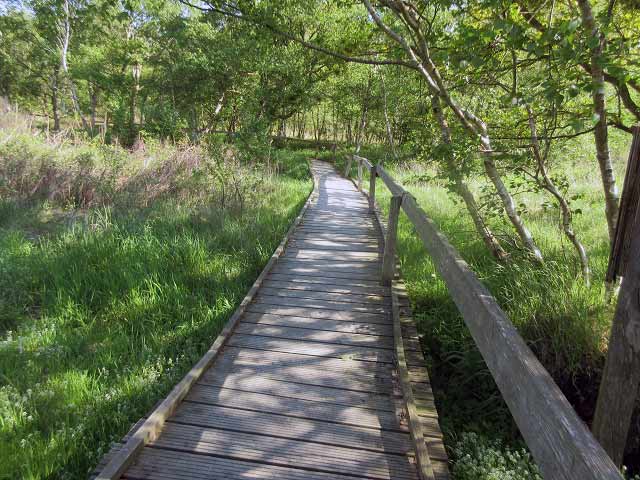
357, 157, 363, 191
344, 155, 353, 178
369, 164, 377, 212
593, 126, 640, 466
381, 194, 403, 286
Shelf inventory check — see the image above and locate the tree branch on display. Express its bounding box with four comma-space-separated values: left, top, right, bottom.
179, 0, 418, 69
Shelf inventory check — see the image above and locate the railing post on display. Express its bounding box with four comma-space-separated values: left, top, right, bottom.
381, 194, 403, 286
344, 155, 353, 178
368, 164, 377, 212
357, 158, 363, 191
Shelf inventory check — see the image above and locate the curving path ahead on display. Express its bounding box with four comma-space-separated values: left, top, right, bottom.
93, 160, 448, 480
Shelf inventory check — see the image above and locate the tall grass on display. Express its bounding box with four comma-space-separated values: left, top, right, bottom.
0, 130, 312, 479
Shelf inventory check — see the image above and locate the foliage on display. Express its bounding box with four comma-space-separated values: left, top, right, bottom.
451, 433, 541, 480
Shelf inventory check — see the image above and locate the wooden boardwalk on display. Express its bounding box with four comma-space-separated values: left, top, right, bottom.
94, 160, 448, 480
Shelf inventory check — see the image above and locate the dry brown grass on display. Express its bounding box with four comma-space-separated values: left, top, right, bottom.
0, 114, 265, 213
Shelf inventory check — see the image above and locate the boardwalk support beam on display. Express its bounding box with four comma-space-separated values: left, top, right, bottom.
381, 194, 403, 286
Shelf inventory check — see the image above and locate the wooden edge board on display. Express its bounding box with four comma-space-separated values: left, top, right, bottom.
93, 158, 320, 480
345, 159, 446, 480
392, 285, 436, 480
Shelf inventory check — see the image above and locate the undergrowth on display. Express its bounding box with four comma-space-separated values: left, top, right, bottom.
0, 130, 312, 479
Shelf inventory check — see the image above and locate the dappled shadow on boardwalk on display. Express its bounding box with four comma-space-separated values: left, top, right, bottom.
118, 160, 424, 479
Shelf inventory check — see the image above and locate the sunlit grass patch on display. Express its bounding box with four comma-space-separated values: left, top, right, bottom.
0, 136, 311, 478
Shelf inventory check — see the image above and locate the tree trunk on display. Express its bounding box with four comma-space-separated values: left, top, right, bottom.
129, 62, 141, 140
355, 75, 372, 153
362, 0, 544, 262
90, 86, 98, 134
577, 0, 620, 244
527, 106, 590, 283
51, 66, 61, 132
378, 67, 399, 161
481, 152, 544, 262
59, 0, 89, 132
227, 103, 238, 135
431, 95, 508, 261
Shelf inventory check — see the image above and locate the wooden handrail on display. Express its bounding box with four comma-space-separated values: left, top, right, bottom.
347, 155, 622, 480
353, 154, 373, 170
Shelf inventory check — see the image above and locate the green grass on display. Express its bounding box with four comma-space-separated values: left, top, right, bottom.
0, 134, 312, 479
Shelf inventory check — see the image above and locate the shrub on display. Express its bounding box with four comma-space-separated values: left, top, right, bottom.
451, 433, 541, 480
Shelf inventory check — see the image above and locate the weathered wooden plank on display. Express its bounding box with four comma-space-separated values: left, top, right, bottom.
304, 211, 374, 219
271, 263, 381, 280
259, 286, 390, 305
263, 278, 389, 297
218, 347, 395, 379
198, 370, 396, 410
242, 311, 393, 336
267, 273, 385, 289
182, 386, 406, 431
299, 222, 375, 232
254, 295, 390, 314
291, 232, 381, 244
235, 322, 394, 348
247, 303, 391, 324
152, 423, 419, 480
300, 212, 373, 220
303, 213, 375, 222
391, 284, 436, 480
228, 334, 395, 363
211, 350, 397, 394
307, 201, 371, 208
288, 239, 381, 252
276, 257, 382, 271
296, 226, 379, 235
300, 221, 375, 230
124, 448, 373, 480
285, 249, 381, 263
295, 226, 379, 237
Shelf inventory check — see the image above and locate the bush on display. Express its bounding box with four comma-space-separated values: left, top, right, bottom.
451, 433, 541, 480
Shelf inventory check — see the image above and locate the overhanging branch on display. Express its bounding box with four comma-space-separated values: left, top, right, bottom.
179, 0, 418, 69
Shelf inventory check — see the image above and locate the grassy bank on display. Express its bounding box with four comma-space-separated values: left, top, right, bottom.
327, 131, 633, 478
0, 130, 312, 479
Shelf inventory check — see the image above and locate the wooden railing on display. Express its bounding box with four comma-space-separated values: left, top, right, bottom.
344, 154, 623, 480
